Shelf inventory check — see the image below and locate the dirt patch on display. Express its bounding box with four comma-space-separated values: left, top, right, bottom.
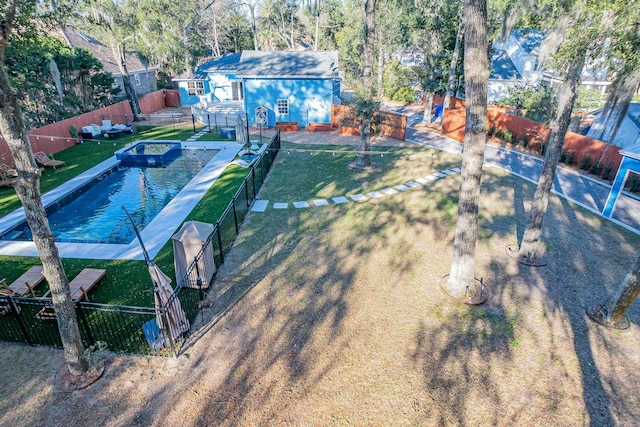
2, 134, 640, 426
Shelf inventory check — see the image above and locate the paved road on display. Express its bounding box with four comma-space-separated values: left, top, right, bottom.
405, 126, 640, 234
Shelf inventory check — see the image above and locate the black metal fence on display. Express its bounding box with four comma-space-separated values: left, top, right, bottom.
0, 130, 281, 357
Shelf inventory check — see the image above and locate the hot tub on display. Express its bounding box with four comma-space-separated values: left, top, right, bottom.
116, 141, 181, 166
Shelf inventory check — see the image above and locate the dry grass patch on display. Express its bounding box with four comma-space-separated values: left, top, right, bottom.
1, 145, 639, 426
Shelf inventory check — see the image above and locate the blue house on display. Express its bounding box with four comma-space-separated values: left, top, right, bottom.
174, 53, 243, 106
235, 51, 341, 127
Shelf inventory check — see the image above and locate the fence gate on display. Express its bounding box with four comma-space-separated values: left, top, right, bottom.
255, 106, 268, 126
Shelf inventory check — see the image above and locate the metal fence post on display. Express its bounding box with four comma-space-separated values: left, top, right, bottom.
161, 308, 177, 358
192, 114, 196, 133
232, 198, 239, 234
75, 302, 95, 347
207, 114, 211, 133
215, 223, 224, 263
251, 166, 257, 198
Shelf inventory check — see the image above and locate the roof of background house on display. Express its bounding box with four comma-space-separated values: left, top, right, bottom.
510, 29, 545, 55
235, 51, 339, 79
59, 26, 156, 75
191, 53, 242, 79
489, 50, 522, 80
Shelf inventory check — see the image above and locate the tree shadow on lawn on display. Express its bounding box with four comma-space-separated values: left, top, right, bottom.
505, 174, 640, 426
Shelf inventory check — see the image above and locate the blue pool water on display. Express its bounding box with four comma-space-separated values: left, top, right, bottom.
1, 149, 218, 244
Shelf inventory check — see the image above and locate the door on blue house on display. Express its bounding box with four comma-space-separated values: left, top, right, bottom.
232, 82, 244, 101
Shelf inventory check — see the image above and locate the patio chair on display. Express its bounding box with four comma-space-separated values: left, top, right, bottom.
34, 152, 66, 170
142, 318, 169, 351
0, 164, 17, 187
0, 265, 44, 297
37, 268, 107, 319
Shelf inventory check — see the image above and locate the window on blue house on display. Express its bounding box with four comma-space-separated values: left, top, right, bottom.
277, 99, 289, 115
187, 81, 205, 96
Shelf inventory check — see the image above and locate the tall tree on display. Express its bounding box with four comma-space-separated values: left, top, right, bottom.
355, 0, 375, 168
517, 0, 614, 263
588, 252, 640, 329
0, 0, 88, 376
443, 16, 463, 113
444, 0, 489, 303
80, 0, 141, 120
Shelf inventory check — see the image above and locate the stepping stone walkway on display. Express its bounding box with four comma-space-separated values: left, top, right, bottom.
247, 167, 460, 213
186, 127, 214, 142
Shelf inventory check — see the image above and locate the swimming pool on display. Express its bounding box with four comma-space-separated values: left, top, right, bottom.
1, 149, 218, 244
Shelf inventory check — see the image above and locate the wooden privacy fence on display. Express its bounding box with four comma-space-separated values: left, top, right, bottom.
331, 104, 407, 140
1, 90, 181, 165
441, 98, 624, 174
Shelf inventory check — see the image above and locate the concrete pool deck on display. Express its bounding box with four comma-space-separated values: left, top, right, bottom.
0, 140, 242, 260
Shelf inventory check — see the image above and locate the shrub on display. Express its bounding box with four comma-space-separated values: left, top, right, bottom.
502, 130, 513, 143
494, 129, 504, 140
578, 155, 593, 171
602, 163, 613, 181
487, 125, 496, 136
559, 151, 575, 165
589, 161, 601, 175
516, 138, 528, 148
392, 87, 416, 103
628, 175, 640, 193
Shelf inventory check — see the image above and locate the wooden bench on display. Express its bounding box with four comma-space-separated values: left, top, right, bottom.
307, 123, 333, 132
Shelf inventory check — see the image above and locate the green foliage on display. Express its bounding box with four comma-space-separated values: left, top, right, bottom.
499, 83, 558, 125
382, 60, 416, 102
559, 151, 576, 165
575, 87, 606, 111
578, 155, 593, 171
589, 161, 601, 175
502, 130, 513, 143
602, 163, 613, 181
4, 33, 116, 128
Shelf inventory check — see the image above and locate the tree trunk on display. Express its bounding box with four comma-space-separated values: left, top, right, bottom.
422, 92, 433, 123
356, 0, 376, 168
363, 0, 376, 92
444, 0, 488, 303
588, 253, 640, 328
250, 6, 259, 50
314, 11, 320, 50
376, 26, 384, 98
112, 43, 140, 121
518, 52, 586, 262
0, 0, 88, 376
443, 17, 464, 113
588, 68, 640, 143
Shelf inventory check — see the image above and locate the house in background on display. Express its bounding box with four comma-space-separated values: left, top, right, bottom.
174, 53, 243, 106
236, 50, 340, 127
183, 50, 341, 127
59, 27, 158, 97
488, 29, 610, 102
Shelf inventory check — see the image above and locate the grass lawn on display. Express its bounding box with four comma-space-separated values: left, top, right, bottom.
0, 124, 247, 307
1, 141, 640, 425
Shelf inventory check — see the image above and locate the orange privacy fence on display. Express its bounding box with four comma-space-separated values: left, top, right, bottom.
1, 90, 181, 165
331, 104, 407, 140
441, 98, 623, 173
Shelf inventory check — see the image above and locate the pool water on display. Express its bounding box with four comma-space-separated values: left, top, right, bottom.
1, 149, 218, 244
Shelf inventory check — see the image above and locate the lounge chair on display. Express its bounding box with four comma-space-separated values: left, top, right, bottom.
0, 164, 17, 187
37, 268, 107, 319
0, 265, 44, 297
34, 152, 66, 170
41, 268, 107, 301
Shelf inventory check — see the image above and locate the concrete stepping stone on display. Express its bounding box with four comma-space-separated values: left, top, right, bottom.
434, 172, 447, 178
424, 175, 439, 181
395, 184, 410, 192
273, 202, 288, 209
442, 170, 456, 175
452, 167, 462, 172
367, 191, 383, 198
416, 177, 429, 184
251, 200, 268, 212
293, 201, 310, 208
405, 181, 421, 188
312, 199, 329, 206
332, 196, 350, 204
382, 187, 398, 195
350, 194, 367, 201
